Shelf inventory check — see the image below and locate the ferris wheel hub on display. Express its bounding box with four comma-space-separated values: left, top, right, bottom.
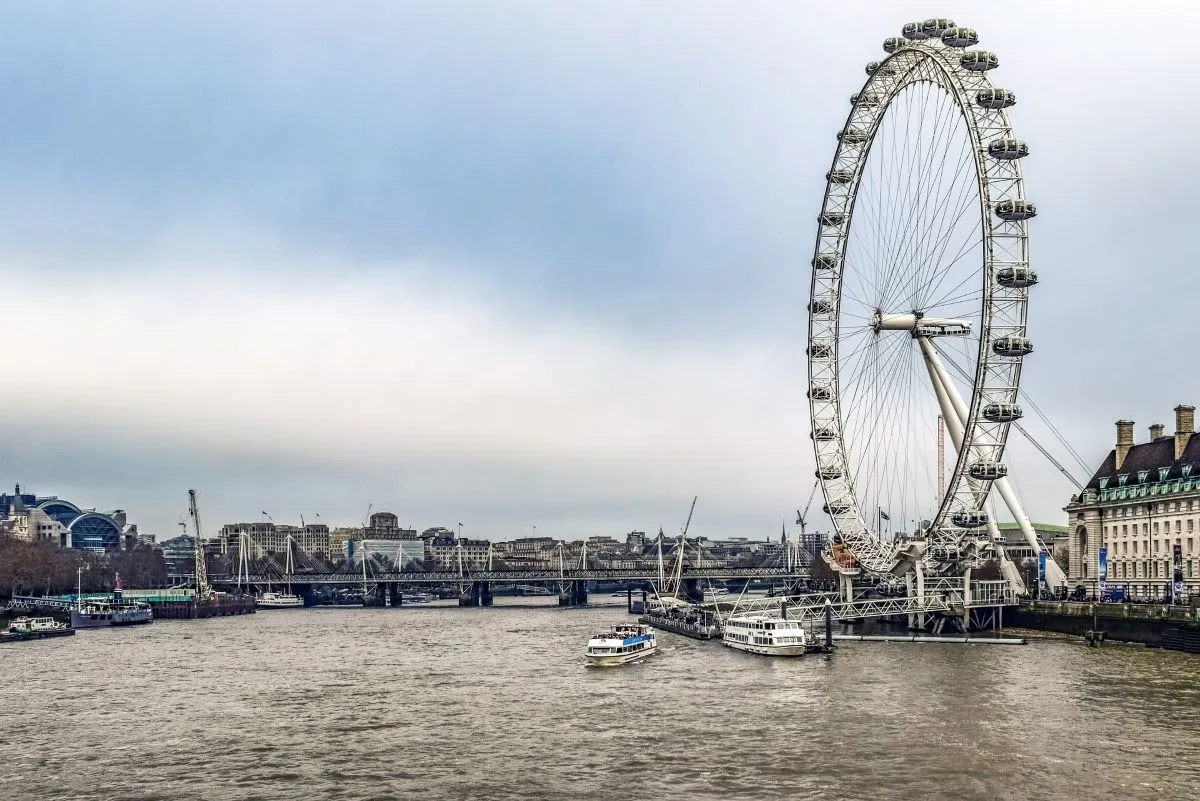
871, 311, 972, 337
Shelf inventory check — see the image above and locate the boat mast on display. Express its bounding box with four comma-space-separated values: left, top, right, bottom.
188, 489, 210, 599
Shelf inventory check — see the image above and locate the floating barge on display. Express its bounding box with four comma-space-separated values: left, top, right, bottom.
147, 592, 257, 620
638, 613, 718, 641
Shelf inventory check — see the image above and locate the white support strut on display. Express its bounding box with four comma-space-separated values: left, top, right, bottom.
919, 337, 1066, 590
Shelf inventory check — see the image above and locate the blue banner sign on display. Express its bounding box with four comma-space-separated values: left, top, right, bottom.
1098, 546, 1108, 596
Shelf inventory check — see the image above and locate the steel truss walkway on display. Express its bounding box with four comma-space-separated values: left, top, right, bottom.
708, 579, 1015, 623
212, 565, 808, 587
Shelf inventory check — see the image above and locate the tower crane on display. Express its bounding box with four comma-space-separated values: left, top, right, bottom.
795, 480, 819, 539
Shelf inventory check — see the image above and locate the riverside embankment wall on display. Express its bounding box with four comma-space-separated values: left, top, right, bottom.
1007, 600, 1200, 647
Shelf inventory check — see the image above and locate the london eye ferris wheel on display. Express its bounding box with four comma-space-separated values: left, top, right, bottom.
807, 18, 1063, 589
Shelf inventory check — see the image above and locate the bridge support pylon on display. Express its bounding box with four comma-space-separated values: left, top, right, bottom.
839, 573, 854, 604
906, 563, 927, 631
557, 580, 588, 606
458, 582, 492, 607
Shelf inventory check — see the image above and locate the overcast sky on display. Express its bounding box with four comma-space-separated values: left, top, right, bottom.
1, 1, 1197, 542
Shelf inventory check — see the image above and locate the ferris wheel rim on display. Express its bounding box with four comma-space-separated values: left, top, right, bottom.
807, 26, 1034, 576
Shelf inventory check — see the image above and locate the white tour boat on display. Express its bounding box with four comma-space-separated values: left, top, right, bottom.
585, 623, 657, 666
256, 591, 305, 609
722, 611, 808, 657
7, 616, 70, 634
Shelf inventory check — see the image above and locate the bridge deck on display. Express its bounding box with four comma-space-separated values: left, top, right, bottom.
212, 566, 807, 585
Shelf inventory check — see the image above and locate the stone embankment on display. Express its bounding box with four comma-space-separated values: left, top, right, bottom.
1007, 600, 1200, 652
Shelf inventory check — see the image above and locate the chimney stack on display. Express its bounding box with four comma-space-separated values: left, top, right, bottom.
1150, 423, 1165, 441
1174, 404, 1195, 462
1115, 419, 1135, 471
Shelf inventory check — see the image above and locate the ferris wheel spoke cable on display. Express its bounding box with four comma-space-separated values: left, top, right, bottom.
910, 161, 982, 308
903, 97, 964, 296
914, 181, 982, 308
847, 336, 913, 504
843, 335, 907, 439
898, 86, 960, 297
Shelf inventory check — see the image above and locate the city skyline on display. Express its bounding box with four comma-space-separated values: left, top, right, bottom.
1, 1, 1198, 541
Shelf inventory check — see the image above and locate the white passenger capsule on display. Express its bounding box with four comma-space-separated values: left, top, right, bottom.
850, 92, 882, 107
811, 254, 840, 271
921, 18, 956, 38
808, 342, 834, 359
960, 50, 999, 71
838, 128, 870, 144
901, 21, 929, 40
987, 138, 1028, 160
826, 169, 854, 184
994, 199, 1036, 221
976, 88, 1017, 109
882, 36, 910, 53
808, 297, 835, 315
808, 385, 832, 401
969, 461, 1009, 481
996, 266, 1038, 287
983, 403, 1023, 423
941, 27, 979, 48
865, 61, 897, 76
818, 212, 846, 227
992, 336, 1033, 357
951, 510, 989, 529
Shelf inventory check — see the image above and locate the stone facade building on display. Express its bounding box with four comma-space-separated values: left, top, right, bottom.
1064, 405, 1200, 600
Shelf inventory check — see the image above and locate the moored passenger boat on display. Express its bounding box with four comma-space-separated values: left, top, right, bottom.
70, 575, 154, 628
2, 616, 75, 642
585, 623, 657, 666
70, 599, 154, 628
256, 591, 305, 609
722, 612, 808, 657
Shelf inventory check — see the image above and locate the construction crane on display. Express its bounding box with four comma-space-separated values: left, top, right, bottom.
789, 480, 821, 572
680, 495, 698, 538
795, 480, 819, 538
188, 489, 210, 599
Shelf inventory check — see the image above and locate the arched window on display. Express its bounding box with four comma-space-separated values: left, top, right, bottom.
68, 513, 123, 552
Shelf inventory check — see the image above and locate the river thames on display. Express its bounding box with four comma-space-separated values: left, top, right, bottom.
3, 599, 1200, 801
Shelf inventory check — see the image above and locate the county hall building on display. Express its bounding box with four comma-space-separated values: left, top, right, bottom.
1064, 405, 1200, 600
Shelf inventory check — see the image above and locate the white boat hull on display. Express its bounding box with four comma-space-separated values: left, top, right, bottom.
722, 640, 807, 657
256, 596, 304, 609
586, 643, 658, 666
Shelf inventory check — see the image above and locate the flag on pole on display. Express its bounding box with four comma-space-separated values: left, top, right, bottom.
879, 509, 890, 521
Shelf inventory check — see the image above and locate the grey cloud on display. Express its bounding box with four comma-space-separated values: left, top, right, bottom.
0, 1, 1198, 539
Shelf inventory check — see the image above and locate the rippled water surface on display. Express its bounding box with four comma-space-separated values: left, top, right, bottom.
4, 599, 1200, 800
